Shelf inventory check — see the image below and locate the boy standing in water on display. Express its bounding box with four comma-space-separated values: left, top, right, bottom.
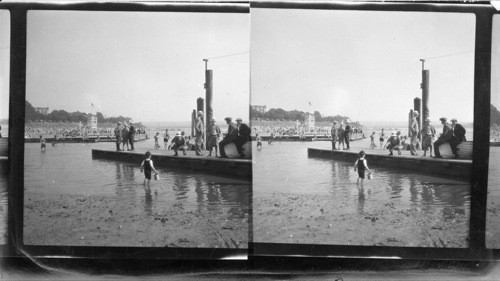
140, 151, 158, 191
40, 135, 46, 151
354, 150, 372, 183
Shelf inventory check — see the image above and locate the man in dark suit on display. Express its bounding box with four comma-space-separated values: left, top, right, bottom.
219, 117, 238, 158
344, 120, 352, 150
433, 117, 454, 158
450, 118, 466, 159
235, 118, 251, 158
128, 122, 136, 151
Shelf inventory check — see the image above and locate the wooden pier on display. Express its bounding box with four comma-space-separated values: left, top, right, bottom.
91, 149, 251, 180
252, 135, 366, 142
307, 148, 472, 180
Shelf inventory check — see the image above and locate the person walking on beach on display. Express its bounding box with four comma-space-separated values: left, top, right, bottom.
207, 118, 221, 157
344, 120, 352, 150
331, 121, 339, 150
235, 118, 251, 158
40, 135, 46, 151
128, 123, 136, 151
154, 132, 161, 149
256, 133, 263, 149
421, 118, 436, 157
140, 151, 158, 192
114, 122, 123, 151
370, 132, 377, 149
379, 129, 386, 149
337, 122, 345, 150
122, 123, 130, 151
354, 150, 372, 184
163, 129, 170, 150
194, 111, 205, 156
219, 117, 238, 158
433, 117, 454, 159
450, 118, 466, 159
409, 111, 420, 156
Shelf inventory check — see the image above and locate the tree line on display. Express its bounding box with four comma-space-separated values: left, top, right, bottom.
25, 101, 143, 127
250, 106, 360, 126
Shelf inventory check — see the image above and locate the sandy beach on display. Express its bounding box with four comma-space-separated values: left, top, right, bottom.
24, 191, 248, 248
254, 192, 469, 247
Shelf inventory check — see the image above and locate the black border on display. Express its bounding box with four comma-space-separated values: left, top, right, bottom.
0, 0, 499, 264
3, 2, 250, 260
250, 1, 498, 261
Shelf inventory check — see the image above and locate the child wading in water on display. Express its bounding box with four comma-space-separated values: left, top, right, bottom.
140, 151, 158, 194
354, 150, 372, 183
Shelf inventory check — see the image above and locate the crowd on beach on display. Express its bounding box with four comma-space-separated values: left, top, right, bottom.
25, 121, 147, 140
252, 120, 365, 140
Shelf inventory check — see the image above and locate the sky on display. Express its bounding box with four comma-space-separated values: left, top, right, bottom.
0, 10, 9, 120
492, 15, 500, 110
251, 8, 476, 123
26, 10, 249, 123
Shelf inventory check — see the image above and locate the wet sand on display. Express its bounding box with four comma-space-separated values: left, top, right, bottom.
24, 191, 248, 248
254, 191, 469, 247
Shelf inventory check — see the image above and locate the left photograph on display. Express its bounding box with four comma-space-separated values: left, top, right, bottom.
23, 10, 250, 248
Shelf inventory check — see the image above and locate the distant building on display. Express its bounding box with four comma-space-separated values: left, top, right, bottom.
251, 105, 266, 113
307, 114, 315, 130
34, 107, 49, 115
88, 115, 98, 129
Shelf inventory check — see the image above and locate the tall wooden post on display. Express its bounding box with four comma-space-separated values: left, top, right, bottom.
205, 69, 213, 141
421, 69, 430, 124
191, 109, 196, 137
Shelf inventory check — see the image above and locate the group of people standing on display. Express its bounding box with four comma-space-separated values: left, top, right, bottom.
330, 120, 354, 150
114, 122, 136, 151
366, 112, 467, 159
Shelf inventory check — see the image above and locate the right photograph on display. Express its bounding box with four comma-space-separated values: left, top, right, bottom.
251, 8, 475, 247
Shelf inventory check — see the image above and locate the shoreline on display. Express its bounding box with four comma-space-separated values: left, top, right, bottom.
24, 191, 248, 248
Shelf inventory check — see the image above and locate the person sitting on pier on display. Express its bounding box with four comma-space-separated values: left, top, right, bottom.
114, 122, 123, 151
207, 118, 221, 157
409, 111, 420, 156
449, 118, 466, 159
386, 132, 401, 156
433, 117, 454, 159
331, 121, 339, 150
194, 111, 205, 156
122, 123, 130, 151
421, 117, 436, 157
128, 123, 136, 151
219, 117, 238, 158
235, 118, 251, 158
171, 131, 187, 156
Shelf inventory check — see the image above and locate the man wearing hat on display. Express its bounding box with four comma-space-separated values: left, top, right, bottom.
194, 111, 205, 156
219, 117, 238, 158
344, 120, 352, 150
114, 122, 123, 151
449, 118, 466, 159
409, 111, 420, 156
420, 117, 436, 157
330, 121, 338, 150
171, 131, 186, 156
433, 117, 453, 158
128, 122, 136, 151
235, 118, 251, 158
